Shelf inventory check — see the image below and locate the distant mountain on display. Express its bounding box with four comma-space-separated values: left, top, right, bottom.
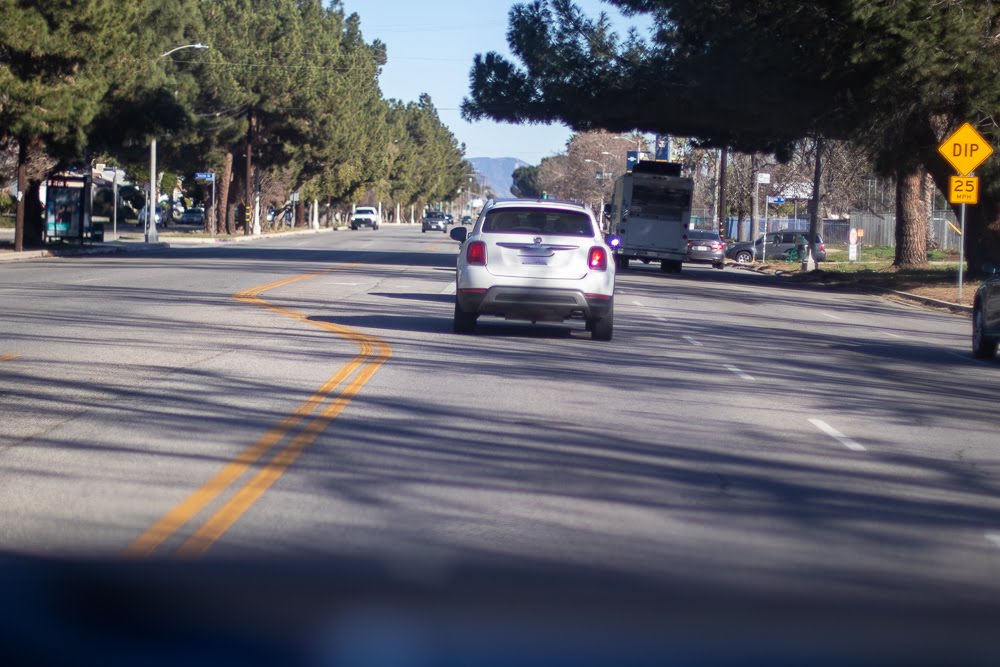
468, 157, 530, 199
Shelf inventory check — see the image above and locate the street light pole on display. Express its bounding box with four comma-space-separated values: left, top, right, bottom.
148, 43, 210, 243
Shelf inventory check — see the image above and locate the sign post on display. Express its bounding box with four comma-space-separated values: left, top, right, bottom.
938, 123, 994, 304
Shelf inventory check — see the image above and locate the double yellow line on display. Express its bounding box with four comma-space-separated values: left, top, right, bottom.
0, 355, 17, 363
125, 266, 392, 558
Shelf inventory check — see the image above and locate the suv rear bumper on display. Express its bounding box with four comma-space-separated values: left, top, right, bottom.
459, 287, 612, 322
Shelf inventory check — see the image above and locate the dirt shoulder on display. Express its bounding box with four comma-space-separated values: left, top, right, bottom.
743, 259, 979, 314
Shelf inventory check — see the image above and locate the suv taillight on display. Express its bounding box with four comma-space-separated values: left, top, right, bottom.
588, 246, 608, 271
467, 241, 487, 265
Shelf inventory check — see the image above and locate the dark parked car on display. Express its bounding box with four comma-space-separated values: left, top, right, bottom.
726, 230, 827, 263
179, 208, 205, 225
685, 229, 726, 269
422, 211, 448, 233
973, 262, 1000, 359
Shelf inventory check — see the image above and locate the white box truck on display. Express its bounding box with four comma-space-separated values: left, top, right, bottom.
608, 161, 693, 273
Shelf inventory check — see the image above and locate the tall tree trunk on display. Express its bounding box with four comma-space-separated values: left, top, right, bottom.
24, 179, 43, 246
14, 138, 27, 252
921, 172, 936, 249
717, 147, 728, 237
244, 110, 254, 235
894, 166, 928, 268
807, 137, 823, 267
219, 149, 234, 235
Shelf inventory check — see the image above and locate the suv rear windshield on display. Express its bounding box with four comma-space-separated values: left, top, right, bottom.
482, 208, 594, 236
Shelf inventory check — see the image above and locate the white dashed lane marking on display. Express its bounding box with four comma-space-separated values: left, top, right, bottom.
724, 365, 754, 381
440, 282, 457, 295
823, 312, 843, 320
986, 533, 1000, 549
683, 336, 704, 347
632, 300, 644, 307
809, 418, 867, 452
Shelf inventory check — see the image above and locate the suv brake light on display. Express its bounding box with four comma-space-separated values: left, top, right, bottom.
588, 246, 608, 271
467, 241, 487, 265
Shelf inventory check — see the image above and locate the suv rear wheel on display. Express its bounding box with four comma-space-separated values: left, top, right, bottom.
589, 298, 614, 341
734, 250, 753, 264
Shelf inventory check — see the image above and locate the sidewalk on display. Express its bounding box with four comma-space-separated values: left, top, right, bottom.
0, 225, 340, 263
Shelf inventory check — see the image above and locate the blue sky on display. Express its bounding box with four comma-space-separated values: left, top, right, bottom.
341, 0, 649, 165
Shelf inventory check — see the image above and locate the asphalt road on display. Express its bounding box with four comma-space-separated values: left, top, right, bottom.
1, 225, 999, 663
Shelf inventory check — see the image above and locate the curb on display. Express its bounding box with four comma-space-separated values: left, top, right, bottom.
0, 225, 345, 261
880, 288, 973, 316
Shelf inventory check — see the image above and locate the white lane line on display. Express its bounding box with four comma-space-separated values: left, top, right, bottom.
808, 418, 867, 452
822, 312, 843, 320
985, 533, 1000, 549
880, 331, 902, 339
632, 300, 644, 307
683, 335, 704, 347
656, 316, 668, 322
724, 365, 754, 381
439, 281, 457, 295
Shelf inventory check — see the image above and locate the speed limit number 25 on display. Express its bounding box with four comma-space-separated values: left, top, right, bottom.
949, 176, 979, 205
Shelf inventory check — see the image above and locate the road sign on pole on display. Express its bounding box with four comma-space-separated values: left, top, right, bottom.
937, 123, 993, 176
949, 176, 979, 205
194, 172, 214, 183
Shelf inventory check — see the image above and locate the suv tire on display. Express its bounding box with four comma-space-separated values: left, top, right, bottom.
590, 298, 614, 341
734, 250, 753, 264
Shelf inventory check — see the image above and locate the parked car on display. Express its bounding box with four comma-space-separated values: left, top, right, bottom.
179, 208, 205, 225
137, 205, 167, 228
449, 199, 616, 340
973, 262, 1000, 359
461, 215, 473, 225
726, 230, 827, 263
351, 206, 380, 230
685, 229, 726, 269
422, 210, 449, 233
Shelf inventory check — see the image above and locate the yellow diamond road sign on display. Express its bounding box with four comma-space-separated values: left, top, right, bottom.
938, 122, 993, 176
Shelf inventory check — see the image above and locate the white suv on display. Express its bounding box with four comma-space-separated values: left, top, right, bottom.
449, 199, 616, 340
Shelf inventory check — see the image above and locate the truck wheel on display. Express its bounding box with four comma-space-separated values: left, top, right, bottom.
734, 250, 753, 264
615, 255, 629, 271
660, 260, 682, 273
454, 299, 477, 334
590, 298, 613, 341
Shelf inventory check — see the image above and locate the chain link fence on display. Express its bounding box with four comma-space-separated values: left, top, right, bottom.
847, 211, 961, 249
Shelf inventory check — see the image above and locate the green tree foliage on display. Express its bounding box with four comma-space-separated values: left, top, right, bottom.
463, 0, 1000, 270
511, 165, 541, 198
0, 1, 139, 248
1, 0, 467, 247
